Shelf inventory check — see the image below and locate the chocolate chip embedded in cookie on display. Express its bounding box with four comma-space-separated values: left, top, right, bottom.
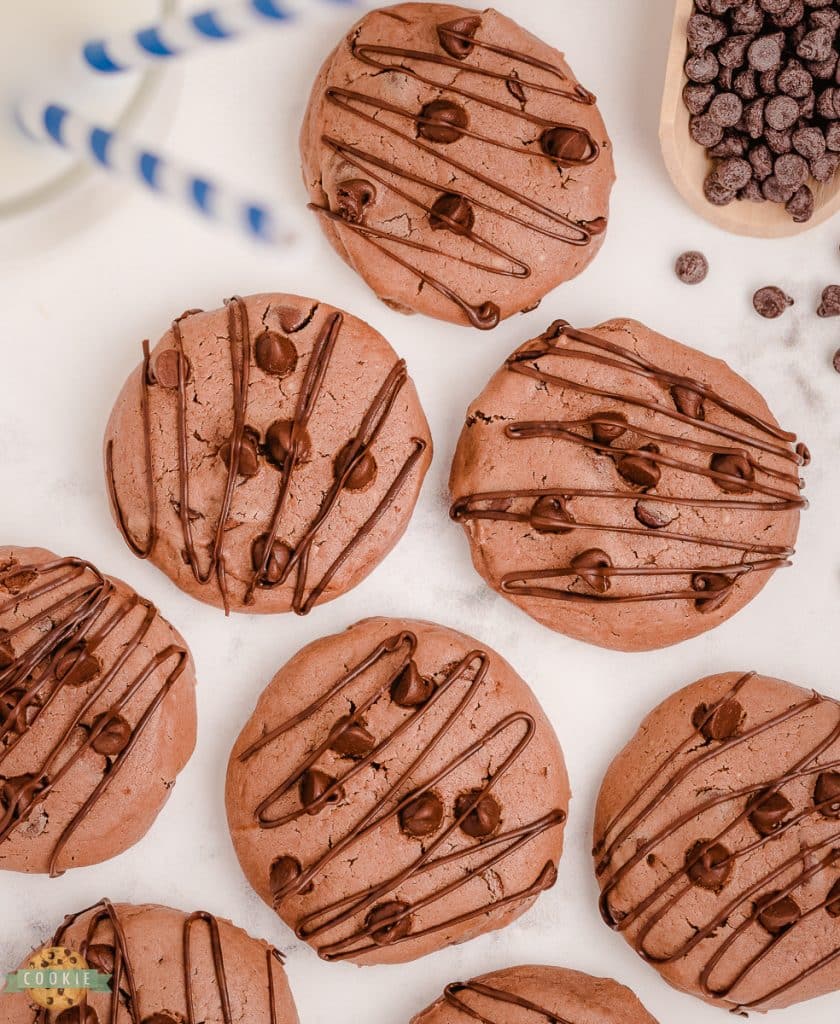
449, 318, 808, 652
300, 3, 614, 329
225, 618, 569, 965
594, 671, 840, 1013
410, 965, 658, 1024
104, 295, 432, 615
0, 547, 196, 875
2, 901, 298, 1023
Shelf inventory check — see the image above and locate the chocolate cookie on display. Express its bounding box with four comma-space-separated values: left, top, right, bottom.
0, 546, 196, 876
594, 671, 840, 1013
449, 318, 808, 652
2, 899, 298, 1022
225, 617, 569, 965
410, 965, 658, 1024
300, 3, 615, 329
104, 295, 432, 615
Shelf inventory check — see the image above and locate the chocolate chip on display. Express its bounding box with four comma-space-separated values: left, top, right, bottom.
757, 892, 801, 934
220, 427, 260, 478
334, 441, 377, 490
733, 0, 766, 33
786, 183, 814, 221
712, 156, 753, 189
299, 769, 343, 813
798, 25, 834, 60
265, 419, 310, 471
710, 452, 755, 493
810, 151, 840, 180
749, 143, 775, 179
692, 699, 744, 740
749, 790, 793, 835
775, 152, 809, 186
329, 715, 376, 758
734, 68, 760, 99
635, 500, 678, 529
590, 411, 628, 446
818, 285, 840, 317
686, 840, 732, 890
251, 534, 292, 586
686, 51, 721, 83
672, 384, 705, 418
739, 178, 766, 201
391, 661, 435, 708
772, 0, 804, 27
778, 59, 814, 96
366, 901, 412, 945
748, 34, 784, 71
709, 92, 745, 127
765, 94, 800, 129
90, 713, 132, 756
429, 192, 474, 235
86, 944, 115, 975
753, 285, 794, 318
399, 791, 444, 837
437, 16, 481, 59
827, 877, 840, 918
255, 330, 297, 378
417, 100, 468, 144
833, 348, 840, 373
455, 789, 501, 837
56, 1009, 98, 1024
817, 86, 840, 118
0, 773, 38, 814
570, 548, 613, 593
762, 174, 796, 201
709, 132, 747, 157
529, 496, 575, 534
687, 13, 728, 52
153, 349, 190, 388
765, 127, 793, 155
719, 33, 753, 67
760, 0, 792, 14
814, 772, 840, 817
334, 179, 377, 224
704, 175, 737, 205
540, 126, 592, 164
615, 448, 662, 489
55, 644, 100, 687
675, 251, 709, 284
692, 572, 733, 613
270, 855, 302, 902
691, 113, 725, 147
827, 122, 840, 151
792, 125, 826, 159
683, 82, 716, 114
744, 97, 767, 138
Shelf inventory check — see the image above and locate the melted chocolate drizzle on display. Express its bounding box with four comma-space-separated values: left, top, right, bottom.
239, 630, 565, 961
106, 298, 427, 615
34, 898, 286, 1023
443, 980, 576, 1023
451, 322, 808, 612
594, 673, 840, 1012
311, 16, 606, 329
0, 556, 188, 877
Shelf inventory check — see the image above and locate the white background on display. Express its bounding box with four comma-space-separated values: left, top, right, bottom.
1, 1, 839, 1021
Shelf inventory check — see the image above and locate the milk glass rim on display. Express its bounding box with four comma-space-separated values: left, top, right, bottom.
0, 0, 176, 221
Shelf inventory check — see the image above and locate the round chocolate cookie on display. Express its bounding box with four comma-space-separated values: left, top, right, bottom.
226, 617, 569, 965
2, 899, 298, 1022
410, 965, 658, 1024
594, 672, 840, 1013
104, 294, 432, 615
300, 3, 615, 329
449, 318, 808, 652
0, 546, 196, 875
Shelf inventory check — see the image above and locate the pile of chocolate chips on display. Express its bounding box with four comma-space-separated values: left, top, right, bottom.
683, 0, 840, 223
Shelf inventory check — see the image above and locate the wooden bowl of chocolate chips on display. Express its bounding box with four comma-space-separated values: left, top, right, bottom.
661, 0, 840, 237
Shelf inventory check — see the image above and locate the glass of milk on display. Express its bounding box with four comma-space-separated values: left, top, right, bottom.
0, 0, 173, 220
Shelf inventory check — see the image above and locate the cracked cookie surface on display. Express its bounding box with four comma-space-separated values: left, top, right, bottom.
449, 317, 807, 651
104, 294, 432, 615
225, 617, 569, 965
0, 546, 196, 875
300, 3, 615, 329
594, 671, 840, 1013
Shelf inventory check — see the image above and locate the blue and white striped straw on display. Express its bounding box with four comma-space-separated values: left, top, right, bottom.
83, 0, 362, 74
16, 98, 300, 246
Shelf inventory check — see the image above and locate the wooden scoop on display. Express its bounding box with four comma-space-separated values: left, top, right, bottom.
660, 0, 840, 237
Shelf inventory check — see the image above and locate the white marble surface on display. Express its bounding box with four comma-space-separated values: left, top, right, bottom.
1, 1, 839, 1021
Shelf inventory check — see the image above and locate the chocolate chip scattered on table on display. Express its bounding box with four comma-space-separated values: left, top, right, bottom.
818, 284, 840, 316
675, 250, 710, 283
684, 0, 840, 222
753, 285, 794, 318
